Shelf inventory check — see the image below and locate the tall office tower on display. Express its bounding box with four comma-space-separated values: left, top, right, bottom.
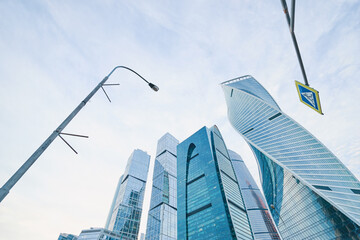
177, 125, 253, 240
145, 133, 179, 240
222, 76, 360, 239
228, 150, 281, 240
107, 149, 150, 240
105, 175, 123, 229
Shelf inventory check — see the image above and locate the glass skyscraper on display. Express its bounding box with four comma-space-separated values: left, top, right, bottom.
177, 125, 253, 239
58, 233, 78, 240
77, 228, 122, 240
107, 149, 150, 240
229, 150, 281, 240
106, 175, 124, 229
145, 133, 178, 240
222, 76, 360, 239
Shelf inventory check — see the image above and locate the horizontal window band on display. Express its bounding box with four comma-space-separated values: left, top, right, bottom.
152, 185, 162, 191
156, 149, 176, 158
216, 148, 231, 161
250, 127, 306, 143
267, 146, 326, 155
121, 174, 146, 184
243, 116, 295, 136
187, 203, 212, 217
264, 141, 320, 152
284, 162, 344, 166
255, 134, 311, 149
318, 189, 360, 197
281, 158, 337, 164
153, 170, 177, 180
274, 152, 332, 159
241, 115, 292, 137
247, 208, 268, 211
241, 187, 260, 190
336, 202, 360, 211
313, 185, 331, 191
300, 173, 352, 177
254, 232, 280, 235
326, 195, 360, 204
242, 128, 254, 135
351, 189, 360, 195
268, 112, 282, 121
187, 174, 205, 185
231, 159, 243, 162
307, 178, 359, 183
188, 153, 199, 161
149, 202, 177, 211
227, 199, 246, 212
221, 170, 238, 184
213, 130, 223, 140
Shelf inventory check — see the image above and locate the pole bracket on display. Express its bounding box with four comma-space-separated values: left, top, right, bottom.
101, 83, 120, 103
57, 131, 89, 154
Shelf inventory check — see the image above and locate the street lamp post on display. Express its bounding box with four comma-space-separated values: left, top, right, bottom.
0, 66, 159, 203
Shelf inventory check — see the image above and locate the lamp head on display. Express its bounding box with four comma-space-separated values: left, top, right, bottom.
148, 82, 159, 92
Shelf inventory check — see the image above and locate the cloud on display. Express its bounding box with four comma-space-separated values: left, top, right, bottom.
0, 1, 359, 239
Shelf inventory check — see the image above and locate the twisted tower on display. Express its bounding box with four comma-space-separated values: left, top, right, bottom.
222, 76, 360, 239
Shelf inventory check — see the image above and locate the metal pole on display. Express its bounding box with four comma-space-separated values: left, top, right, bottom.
290, 0, 295, 32
0, 66, 157, 203
280, 0, 309, 86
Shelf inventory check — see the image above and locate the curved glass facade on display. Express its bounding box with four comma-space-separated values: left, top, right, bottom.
222, 76, 360, 239
229, 150, 281, 240
177, 126, 253, 240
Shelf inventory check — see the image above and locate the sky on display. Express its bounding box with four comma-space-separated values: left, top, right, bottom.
0, 1, 359, 239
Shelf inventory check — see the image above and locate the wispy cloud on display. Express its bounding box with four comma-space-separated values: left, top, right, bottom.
0, 1, 359, 239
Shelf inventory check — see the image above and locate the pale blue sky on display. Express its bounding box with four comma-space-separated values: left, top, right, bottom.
0, 1, 359, 239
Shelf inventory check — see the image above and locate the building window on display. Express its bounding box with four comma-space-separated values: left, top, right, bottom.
351, 189, 360, 194
313, 185, 331, 191
268, 113, 282, 121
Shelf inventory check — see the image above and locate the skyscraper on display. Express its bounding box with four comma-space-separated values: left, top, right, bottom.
77, 228, 122, 240
222, 76, 360, 239
58, 233, 78, 240
105, 175, 124, 229
177, 125, 253, 239
107, 149, 150, 240
145, 133, 178, 240
229, 150, 281, 240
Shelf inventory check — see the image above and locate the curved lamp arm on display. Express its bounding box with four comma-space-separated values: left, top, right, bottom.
0, 66, 159, 203
109, 66, 159, 91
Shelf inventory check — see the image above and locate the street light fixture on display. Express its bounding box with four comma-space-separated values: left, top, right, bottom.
0, 65, 159, 203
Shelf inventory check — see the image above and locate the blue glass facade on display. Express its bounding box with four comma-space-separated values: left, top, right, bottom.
107, 149, 150, 240
228, 150, 281, 240
222, 76, 360, 239
77, 228, 123, 240
58, 233, 78, 240
145, 133, 178, 240
177, 126, 253, 240
106, 175, 124, 229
